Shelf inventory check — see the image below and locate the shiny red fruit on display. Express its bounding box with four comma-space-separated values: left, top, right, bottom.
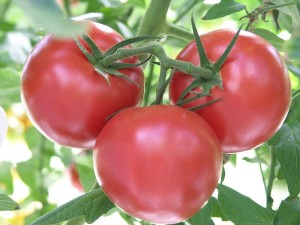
21, 21, 144, 149
169, 29, 291, 153
94, 105, 222, 224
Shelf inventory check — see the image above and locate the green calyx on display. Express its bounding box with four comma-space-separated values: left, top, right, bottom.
176, 16, 242, 110
73, 34, 160, 86
73, 16, 242, 107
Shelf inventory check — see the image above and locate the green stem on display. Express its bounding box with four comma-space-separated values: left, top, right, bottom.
152, 66, 169, 104
143, 58, 156, 106
173, 0, 198, 24
255, 148, 267, 194
0, 0, 12, 24
262, 0, 298, 12
266, 146, 277, 210
136, 0, 171, 37
292, 88, 300, 100
39, 137, 49, 216
63, 0, 72, 17
97, 41, 214, 80
166, 23, 194, 42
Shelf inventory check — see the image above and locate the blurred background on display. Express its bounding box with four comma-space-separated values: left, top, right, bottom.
0, 0, 299, 224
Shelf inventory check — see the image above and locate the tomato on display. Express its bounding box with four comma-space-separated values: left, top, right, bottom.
21, 21, 144, 149
93, 105, 222, 224
169, 29, 291, 153
68, 163, 83, 192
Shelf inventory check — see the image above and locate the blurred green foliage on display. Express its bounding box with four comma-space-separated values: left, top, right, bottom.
0, 0, 300, 224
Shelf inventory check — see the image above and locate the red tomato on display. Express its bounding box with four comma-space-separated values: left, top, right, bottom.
21, 21, 144, 149
68, 163, 83, 192
169, 29, 291, 153
94, 105, 222, 224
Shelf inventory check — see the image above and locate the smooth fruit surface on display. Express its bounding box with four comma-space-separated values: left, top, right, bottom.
94, 105, 222, 224
21, 21, 144, 149
169, 29, 291, 153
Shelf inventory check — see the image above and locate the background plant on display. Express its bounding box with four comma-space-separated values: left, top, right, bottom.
0, 0, 300, 224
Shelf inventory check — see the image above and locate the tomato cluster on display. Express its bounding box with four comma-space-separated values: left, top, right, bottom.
21, 21, 291, 224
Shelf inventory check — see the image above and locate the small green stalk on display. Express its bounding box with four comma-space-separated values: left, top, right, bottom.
173, 0, 199, 24
266, 146, 277, 210
292, 88, 300, 100
63, 0, 72, 17
143, 59, 156, 106
0, 0, 12, 24
137, 0, 171, 37
137, 0, 193, 42
166, 23, 194, 42
262, 0, 298, 12
97, 41, 214, 80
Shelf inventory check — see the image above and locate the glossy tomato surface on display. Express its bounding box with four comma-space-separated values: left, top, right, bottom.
94, 105, 222, 224
21, 21, 144, 149
169, 29, 291, 153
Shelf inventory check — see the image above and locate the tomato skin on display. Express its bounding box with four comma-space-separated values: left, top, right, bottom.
94, 105, 222, 224
68, 163, 83, 192
21, 21, 144, 149
169, 29, 291, 153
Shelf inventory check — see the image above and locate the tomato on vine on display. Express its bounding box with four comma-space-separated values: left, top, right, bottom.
93, 105, 222, 224
21, 21, 144, 149
169, 29, 291, 153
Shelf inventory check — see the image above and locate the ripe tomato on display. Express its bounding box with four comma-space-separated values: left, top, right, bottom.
94, 105, 222, 224
68, 163, 83, 192
21, 21, 144, 149
169, 29, 291, 153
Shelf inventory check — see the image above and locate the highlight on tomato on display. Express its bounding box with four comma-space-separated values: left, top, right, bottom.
169, 29, 291, 153
21, 20, 144, 149
93, 105, 222, 224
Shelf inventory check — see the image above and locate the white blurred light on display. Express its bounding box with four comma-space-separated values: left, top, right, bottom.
0, 107, 8, 147
204, 0, 220, 4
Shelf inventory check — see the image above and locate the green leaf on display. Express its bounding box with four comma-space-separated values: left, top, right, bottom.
273, 0, 300, 32
31, 188, 114, 225
16, 159, 41, 192
0, 194, 20, 211
127, 0, 146, 8
218, 184, 275, 225
202, 0, 246, 20
286, 29, 300, 63
15, 0, 87, 37
75, 157, 96, 192
274, 197, 300, 225
269, 122, 300, 197
252, 28, 285, 50
24, 127, 44, 152
210, 197, 228, 221
191, 199, 214, 225
0, 162, 13, 194
0, 68, 20, 105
